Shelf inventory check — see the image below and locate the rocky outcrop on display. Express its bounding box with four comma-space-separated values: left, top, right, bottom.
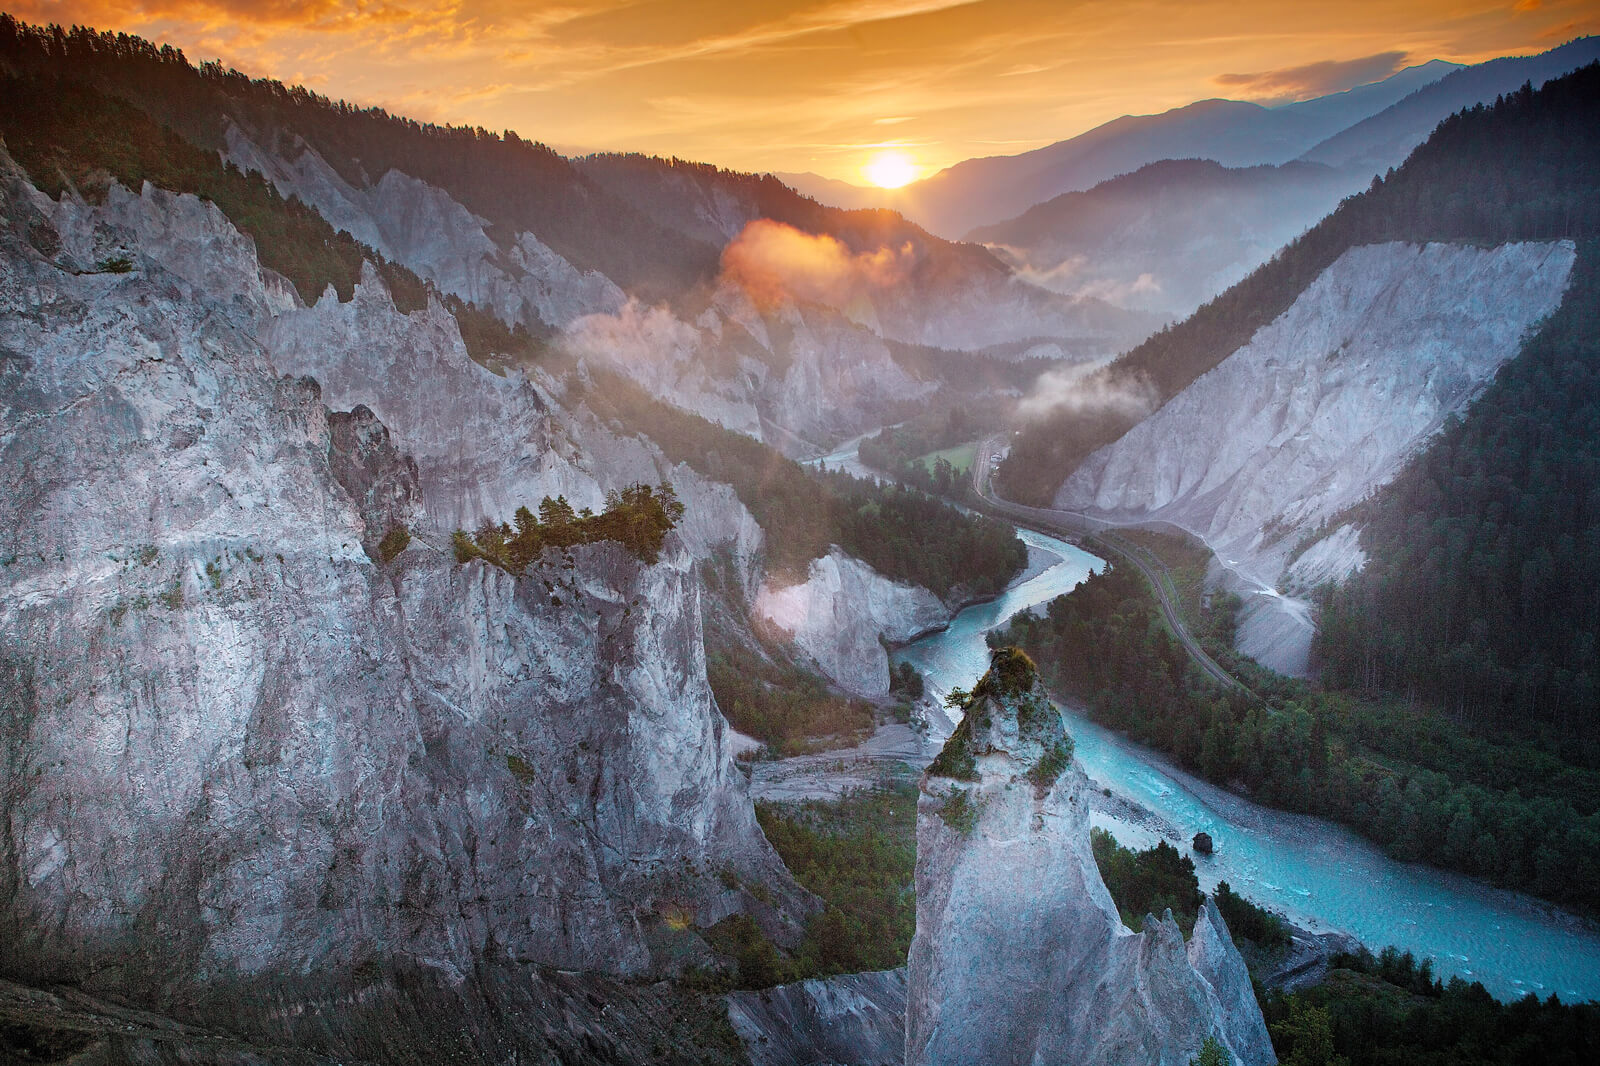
261, 260, 604, 532
906, 649, 1275, 1066
221, 139, 955, 704
725, 968, 908, 1066
562, 285, 935, 452
754, 549, 948, 697
1056, 240, 1576, 673
224, 124, 626, 329
225, 126, 933, 451
0, 158, 806, 1020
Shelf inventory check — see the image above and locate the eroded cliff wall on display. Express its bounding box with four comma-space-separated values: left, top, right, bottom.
906, 651, 1275, 1066
1055, 239, 1575, 673
754, 549, 948, 697
0, 159, 805, 1018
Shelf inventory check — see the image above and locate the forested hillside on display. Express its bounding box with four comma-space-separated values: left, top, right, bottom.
968, 157, 1359, 315
0, 16, 718, 300
0, 71, 542, 365
1314, 242, 1600, 756
579, 151, 1004, 272
999, 62, 1600, 505
1000, 564, 1600, 911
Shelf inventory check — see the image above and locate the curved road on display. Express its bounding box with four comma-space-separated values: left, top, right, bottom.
969, 437, 1246, 694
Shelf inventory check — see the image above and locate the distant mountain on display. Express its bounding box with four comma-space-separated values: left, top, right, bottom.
573, 152, 1155, 355
789, 59, 1459, 237
774, 170, 886, 212
999, 61, 1600, 509
1009, 64, 1600, 694
1302, 36, 1600, 170
961, 38, 1600, 320
967, 158, 1364, 317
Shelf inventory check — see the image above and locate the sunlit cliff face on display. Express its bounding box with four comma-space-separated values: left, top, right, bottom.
9, 0, 1595, 180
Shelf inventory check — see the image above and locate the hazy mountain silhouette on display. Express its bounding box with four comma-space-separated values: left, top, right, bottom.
783, 59, 1459, 236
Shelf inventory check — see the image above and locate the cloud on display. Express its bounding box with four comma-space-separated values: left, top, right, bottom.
1015, 361, 1158, 424
7, 1, 429, 32
1214, 50, 1409, 101
719, 219, 916, 309
988, 247, 1162, 306
559, 298, 699, 372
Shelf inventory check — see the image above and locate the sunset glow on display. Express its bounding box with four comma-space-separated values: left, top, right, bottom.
862, 151, 919, 188
6, 1, 1597, 180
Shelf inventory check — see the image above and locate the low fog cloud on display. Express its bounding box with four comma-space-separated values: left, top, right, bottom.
1016, 361, 1158, 424
720, 219, 916, 309
989, 245, 1163, 306
560, 298, 699, 370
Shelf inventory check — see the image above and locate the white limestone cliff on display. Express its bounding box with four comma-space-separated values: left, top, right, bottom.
225, 126, 933, 450
906, 650, 1275, 1066
1056, 240, 1576, 673
223, 124, 625, 329
754, 550, 949, 697
0, 160, 809, 1008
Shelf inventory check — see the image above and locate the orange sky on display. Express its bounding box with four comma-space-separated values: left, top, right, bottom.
8, 1, 1598, 182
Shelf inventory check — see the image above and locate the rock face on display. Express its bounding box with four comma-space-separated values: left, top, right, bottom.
0, 158, 806, 1017
754, 549, 949, 697
906, 649, 1275, 1066
724, 968, 908, 1066
1056, 240, 1576, 673
562, 286, 936, 452
224, 126, 935, 451
224, 128, 1152, 454
224, 124, 626, 329
262, 260, 606, 532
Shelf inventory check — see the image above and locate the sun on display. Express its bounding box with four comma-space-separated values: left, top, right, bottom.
862, 151, 918, 189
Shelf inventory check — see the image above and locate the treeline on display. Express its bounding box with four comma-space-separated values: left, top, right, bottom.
582, 373, 1026, 597
1264, 947, 1600, 1065
704, 636, 872, 754
453, 484, 684, 569
857, 408, 980, 497
754, 786, 918, 979
695, 786, 917, 988
999, 564, 1600, 910
0, 72, 537, 366
999, 61, 1600, 505
1091, 828, 1288, 948
0, 15, 715, 301
1314, 242, 1600, 757
1090, 829, 1203, 935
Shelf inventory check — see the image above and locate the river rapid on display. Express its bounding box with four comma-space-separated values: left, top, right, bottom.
892, 527, 1600, 1004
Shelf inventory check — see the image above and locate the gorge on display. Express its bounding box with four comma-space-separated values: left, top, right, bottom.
3, 12, 1600, 1066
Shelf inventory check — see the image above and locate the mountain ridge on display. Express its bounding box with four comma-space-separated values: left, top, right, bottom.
784, 58, 1462, 236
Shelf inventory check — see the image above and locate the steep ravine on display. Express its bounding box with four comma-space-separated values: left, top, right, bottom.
0, 157, 818, 1057
224, 125, 936, 452
1, 149, 1287, 1065
1055, 239, 1576, 674
906, 650, 1274, 1065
